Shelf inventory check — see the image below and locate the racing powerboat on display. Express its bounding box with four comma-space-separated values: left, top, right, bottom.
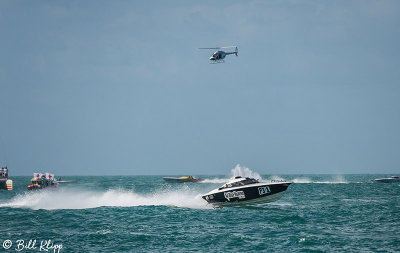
371, 176, 400, 183
163, 176, 203, 183
202, 176, 291, 206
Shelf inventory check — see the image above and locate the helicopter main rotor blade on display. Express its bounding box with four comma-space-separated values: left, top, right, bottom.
199, 46, 237, 50
219, 46, 237, 49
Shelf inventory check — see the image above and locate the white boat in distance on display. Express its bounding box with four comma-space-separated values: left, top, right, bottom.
371, 176, 400, 183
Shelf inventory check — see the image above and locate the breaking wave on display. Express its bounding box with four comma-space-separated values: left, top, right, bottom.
0, 187, 210, 210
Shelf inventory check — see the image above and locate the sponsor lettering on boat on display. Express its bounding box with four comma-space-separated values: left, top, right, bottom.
224, 191, 245, 201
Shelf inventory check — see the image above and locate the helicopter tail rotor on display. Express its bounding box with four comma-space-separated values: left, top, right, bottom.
234, 47, 238, 56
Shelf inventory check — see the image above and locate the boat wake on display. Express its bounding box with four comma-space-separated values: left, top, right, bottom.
201, 164, 262, 183
0, 187, 210, 210
249, 175, 349, 184
231, 164, 262, 180
200, 165, 350, 184
200, 178, 229, 184
290, 175, 349, 184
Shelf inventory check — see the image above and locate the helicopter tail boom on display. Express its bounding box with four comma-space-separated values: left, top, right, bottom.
225, 47, 238, 56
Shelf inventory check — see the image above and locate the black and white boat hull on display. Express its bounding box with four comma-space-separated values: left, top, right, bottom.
202, 181, 291, 207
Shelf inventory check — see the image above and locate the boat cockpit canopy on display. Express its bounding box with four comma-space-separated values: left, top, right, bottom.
218, 177, 259, 190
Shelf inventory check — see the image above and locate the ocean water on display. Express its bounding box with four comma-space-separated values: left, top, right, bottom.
1, 172, 399, 252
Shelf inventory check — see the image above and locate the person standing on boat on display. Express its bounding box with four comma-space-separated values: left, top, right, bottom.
0, 167, 7, 178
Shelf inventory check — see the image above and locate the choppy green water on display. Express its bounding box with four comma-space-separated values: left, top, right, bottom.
1, 174, 399, 252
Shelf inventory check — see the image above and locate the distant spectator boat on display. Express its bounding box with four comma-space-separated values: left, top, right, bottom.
27, 172, 58, 190
0, 166, 13, 190
371, 176, 400, 183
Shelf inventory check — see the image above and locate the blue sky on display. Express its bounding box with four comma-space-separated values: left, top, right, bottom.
1, 0, 399, 175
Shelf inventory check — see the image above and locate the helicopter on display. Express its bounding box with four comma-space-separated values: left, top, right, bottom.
199, 46, 238, 63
